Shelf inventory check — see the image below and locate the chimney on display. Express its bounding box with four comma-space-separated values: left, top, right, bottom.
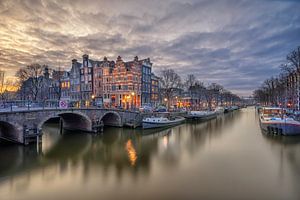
117, 55, 122, 62
82, 54, 89, 67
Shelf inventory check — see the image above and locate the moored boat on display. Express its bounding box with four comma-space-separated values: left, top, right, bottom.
142, 116, 185, 129
215, 107, 225, 114
259, 107, 300, 136
184, 110, 217, 121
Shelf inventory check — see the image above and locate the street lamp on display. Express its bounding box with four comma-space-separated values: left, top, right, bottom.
91, 94, 95, 107
164, 98, 168, 111
131, 92, 135, 110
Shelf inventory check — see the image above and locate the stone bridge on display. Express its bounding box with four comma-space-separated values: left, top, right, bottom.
0, 108, 141, 145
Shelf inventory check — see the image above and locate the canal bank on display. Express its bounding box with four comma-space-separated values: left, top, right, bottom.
0, 107, 300, 200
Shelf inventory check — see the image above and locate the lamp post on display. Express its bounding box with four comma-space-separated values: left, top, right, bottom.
164, 98, 168, 110
91, 94, 95, 107
131, 92, 135, 110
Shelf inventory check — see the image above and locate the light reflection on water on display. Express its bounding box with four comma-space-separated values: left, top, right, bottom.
0, 108, 300, 200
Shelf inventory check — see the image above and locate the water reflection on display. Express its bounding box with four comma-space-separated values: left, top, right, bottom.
0, 111, 242, 180
1, 108, 300, 200
261, 133, 300, 196
125, 140, 137, 166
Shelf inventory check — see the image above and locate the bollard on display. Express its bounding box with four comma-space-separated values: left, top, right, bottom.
59, 118, 63, 135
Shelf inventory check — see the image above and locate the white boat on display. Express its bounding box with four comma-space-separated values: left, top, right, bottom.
259, 107, 300, 136
184, 111, 217, 120
142, 116, 185, 129
215, 107, 225, 114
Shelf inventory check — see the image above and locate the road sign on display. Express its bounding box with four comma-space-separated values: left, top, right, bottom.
59, 100, 68, 108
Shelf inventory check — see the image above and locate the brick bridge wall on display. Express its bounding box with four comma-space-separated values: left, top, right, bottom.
0, 108, 140, 144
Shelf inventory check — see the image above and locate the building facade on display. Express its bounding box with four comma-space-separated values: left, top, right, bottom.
102, 56, 142, 109
22, 54, 159, 109
151, 73, 159, 106
60, 71, 71, 101
80, 54, 94, 106
70, 59, 81, 105
140, 57, 152, 106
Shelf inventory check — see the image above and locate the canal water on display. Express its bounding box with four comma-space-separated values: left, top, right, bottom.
1, 107, 300, 200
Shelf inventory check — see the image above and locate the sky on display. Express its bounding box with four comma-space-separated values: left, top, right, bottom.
0, 0, 299, 96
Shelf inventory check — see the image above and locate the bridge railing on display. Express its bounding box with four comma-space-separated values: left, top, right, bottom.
0, 100, 140, 113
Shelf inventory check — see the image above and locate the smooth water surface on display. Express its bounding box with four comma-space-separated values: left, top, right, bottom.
1, 107, 300, 200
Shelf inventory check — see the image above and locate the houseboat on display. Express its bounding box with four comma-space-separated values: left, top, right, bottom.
184, 111, 217, 121
142, 116, 185, 129
215, 107, 225, 114
259, 107, 300, 136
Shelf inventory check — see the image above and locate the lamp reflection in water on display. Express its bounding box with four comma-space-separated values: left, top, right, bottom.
163, 136, 168, 149
125, 139, 137, 166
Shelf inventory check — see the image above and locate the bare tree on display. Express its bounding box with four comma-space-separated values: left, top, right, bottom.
16, 64, 46, 101
287, 46, 300, 72
184, 74, 196, 90
188, 81, 206, 109
202, 83, 224, 109
159, 69, 182, 109
52, 68, 64, 100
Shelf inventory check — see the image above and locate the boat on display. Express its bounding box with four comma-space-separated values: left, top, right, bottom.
215, 107, 225, 114
184, 110, 217, 121
224, 106, 239, 113
224, 107, 230, 113
142, 116, 185, 129
259, 107, 300, 136
231, 106, 239, 110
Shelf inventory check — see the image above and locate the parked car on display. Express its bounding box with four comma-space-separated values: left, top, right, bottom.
154, 106, 167, 112
139, 105, 153, 112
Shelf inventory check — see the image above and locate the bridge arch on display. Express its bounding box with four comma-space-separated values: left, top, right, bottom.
38, 111, 92, 132
100, 111, 122, 127
0, 121, 23, 143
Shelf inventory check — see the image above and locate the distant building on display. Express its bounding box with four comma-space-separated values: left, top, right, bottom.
49, 69, 66, 100
92, 58, 103, 107
151, 73, 159, 106
70, 59, 82, 106
102, 56, 142, 109
18, 54, 159, 109
80, 54, 94, 106
60, 71, 71, 101
140, 57, 152, 106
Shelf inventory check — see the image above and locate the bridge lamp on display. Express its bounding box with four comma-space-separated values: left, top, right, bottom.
131, 92, 135, 110
91, 95, 95, 107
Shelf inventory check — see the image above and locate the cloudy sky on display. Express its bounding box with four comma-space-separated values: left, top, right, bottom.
0, 0, 299, 95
